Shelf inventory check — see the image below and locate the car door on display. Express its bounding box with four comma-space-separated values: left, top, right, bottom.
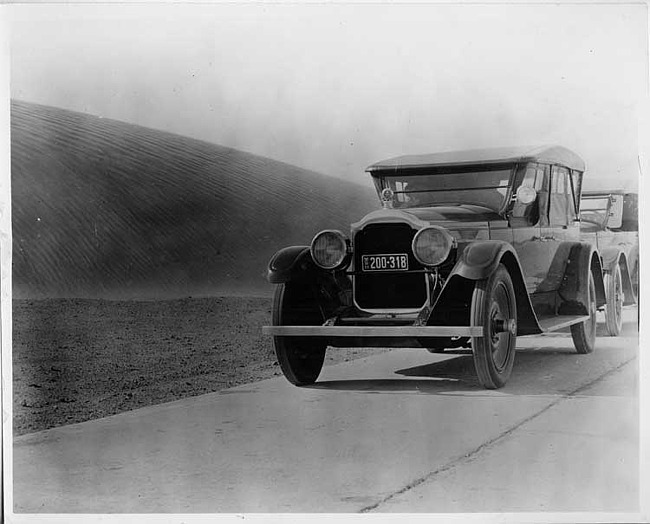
511, 163, 553, 294
531, 165, 576, 302
512, 164, 576, 306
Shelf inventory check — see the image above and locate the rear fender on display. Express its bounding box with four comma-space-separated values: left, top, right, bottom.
628, 245, 639, 272
430, 242, 542, 335
600, 246, 621, 272
618, 253, 637, 305
600, 248, 636, 305
558, 243, 606, 313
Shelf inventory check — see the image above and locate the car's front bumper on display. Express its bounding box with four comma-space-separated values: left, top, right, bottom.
262, 325, 483, 337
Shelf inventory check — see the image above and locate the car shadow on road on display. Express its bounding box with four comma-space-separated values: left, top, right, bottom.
309, 319, 638, 396
311, 354, 483, 394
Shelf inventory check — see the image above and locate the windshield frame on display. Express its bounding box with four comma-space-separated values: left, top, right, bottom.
371, 162, 517, 214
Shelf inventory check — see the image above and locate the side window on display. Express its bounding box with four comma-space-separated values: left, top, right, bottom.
534, 166, 546, 191
550, 166, 570, 226
569, 170, 582, 216
520, 165, 537, 187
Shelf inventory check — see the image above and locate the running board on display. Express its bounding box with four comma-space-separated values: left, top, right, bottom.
262, 325, 483, 338
537, 315, 590, 333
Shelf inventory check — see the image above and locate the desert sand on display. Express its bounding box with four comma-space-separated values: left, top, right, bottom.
13, 296, 384, 435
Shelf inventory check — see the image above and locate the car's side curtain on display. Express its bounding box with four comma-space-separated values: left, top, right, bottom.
538, 191, 550, 227
512, 163, 548, 226
537, 165, 550, 227
549, 166, 571, 226
570, 170, 582, 216
549, 192, 568, 225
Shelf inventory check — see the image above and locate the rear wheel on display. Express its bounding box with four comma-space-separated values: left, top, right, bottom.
470, 265, 517, 389
570, 271, 597, 354
272, 282, 326, 386
604, 265, 623, 336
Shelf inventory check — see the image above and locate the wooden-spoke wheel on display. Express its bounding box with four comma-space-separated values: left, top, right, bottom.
272, 282, 326, 386
570, 271, 597, 354
605, 264, 624, 336
471, 264, 517, 389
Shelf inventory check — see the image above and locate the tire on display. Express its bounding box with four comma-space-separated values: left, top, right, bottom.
570, 270, 597, 354
272, 282, 326, 386
470, 264, 517, 389
604, 265, 623, 336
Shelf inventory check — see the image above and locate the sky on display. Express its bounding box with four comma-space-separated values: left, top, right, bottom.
3, 2, 649, 191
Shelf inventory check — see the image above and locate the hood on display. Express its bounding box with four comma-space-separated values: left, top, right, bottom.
352, 205, 502, 230
404, 205, 502, 223
350, 205, 506, 242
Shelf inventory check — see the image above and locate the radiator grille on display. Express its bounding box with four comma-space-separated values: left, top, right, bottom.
354, 223, 427, 309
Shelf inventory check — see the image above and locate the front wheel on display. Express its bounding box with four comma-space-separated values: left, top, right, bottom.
272, 283, 326, 386
604, 265, 623, 336
570, 270, 597, 354
471, 264, 517, 389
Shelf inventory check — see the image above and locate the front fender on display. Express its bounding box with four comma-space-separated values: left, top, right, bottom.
437, 241, 542, 335
267, 246, 314, 284
452, 240, 516, 280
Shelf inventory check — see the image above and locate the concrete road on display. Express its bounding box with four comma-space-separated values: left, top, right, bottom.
12, 311, 639, 514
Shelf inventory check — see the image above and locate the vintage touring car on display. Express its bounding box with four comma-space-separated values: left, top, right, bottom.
579, 190, 638, 336
263, 145, 607, 389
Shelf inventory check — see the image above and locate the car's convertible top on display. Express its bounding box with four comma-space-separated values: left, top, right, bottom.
366, 145, 585, 173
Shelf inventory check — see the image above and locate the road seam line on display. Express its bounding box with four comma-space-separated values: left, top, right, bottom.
359, 357, 636, 513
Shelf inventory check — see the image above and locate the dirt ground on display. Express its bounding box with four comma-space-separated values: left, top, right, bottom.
12, 296, 385, 436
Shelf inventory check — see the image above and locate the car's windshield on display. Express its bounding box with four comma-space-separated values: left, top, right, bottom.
580, 197, 610, 227
373, 166, 513, 212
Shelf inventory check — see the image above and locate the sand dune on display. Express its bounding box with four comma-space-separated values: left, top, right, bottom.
11, 101, 378, 299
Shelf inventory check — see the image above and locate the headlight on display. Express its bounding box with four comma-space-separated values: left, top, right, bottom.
411, 226, 455, 266
310, 230, 350, 270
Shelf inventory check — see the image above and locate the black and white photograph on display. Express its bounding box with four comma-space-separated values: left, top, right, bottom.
1, 1, 648, 521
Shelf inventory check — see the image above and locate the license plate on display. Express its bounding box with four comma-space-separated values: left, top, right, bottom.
362, 254, 409, 272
